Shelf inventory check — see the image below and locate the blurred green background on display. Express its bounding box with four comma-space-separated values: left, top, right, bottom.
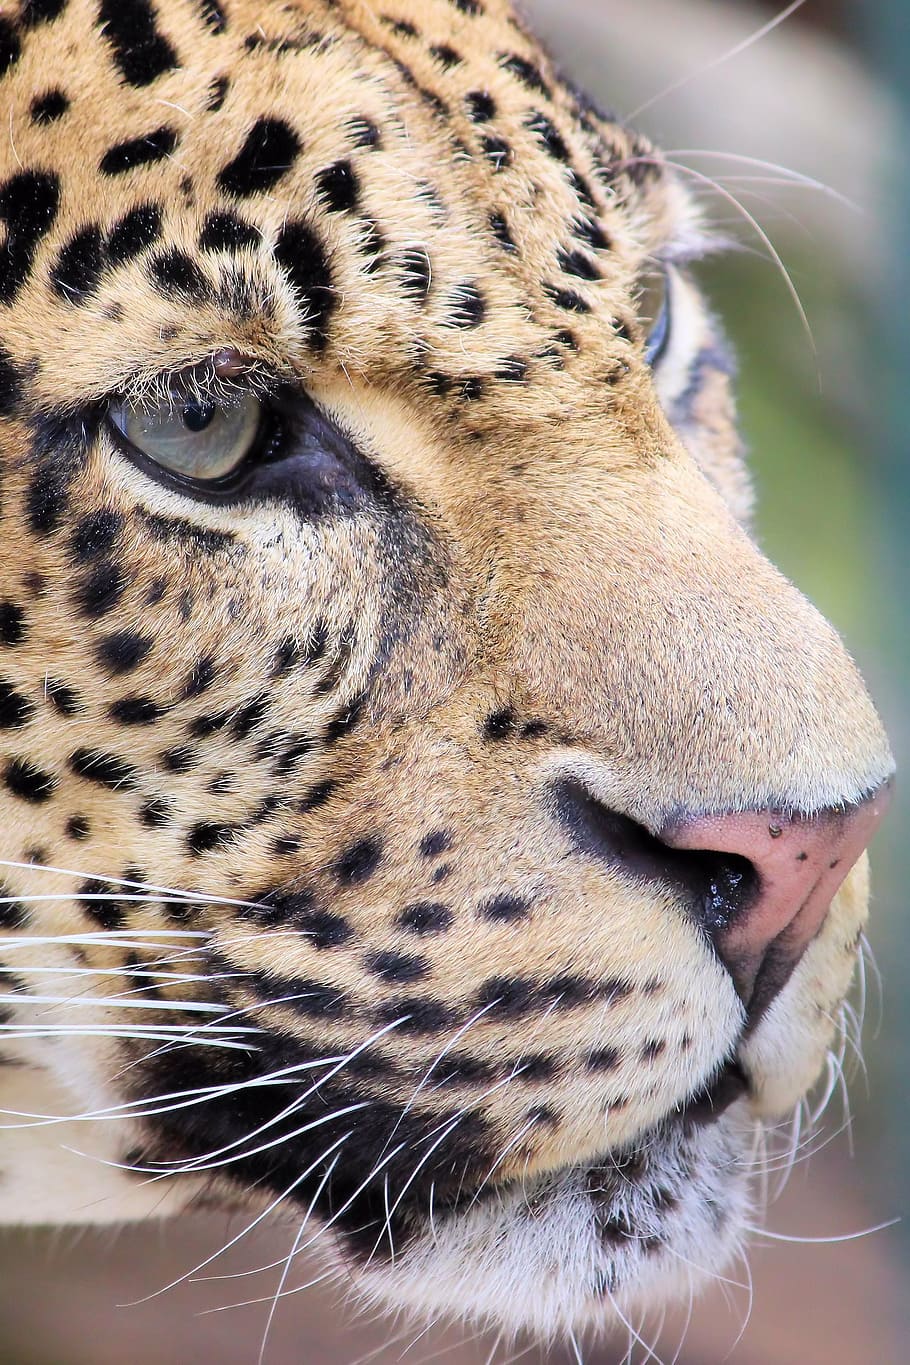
1, 2, 907, 1361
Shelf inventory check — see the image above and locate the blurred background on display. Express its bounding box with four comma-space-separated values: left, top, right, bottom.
1, 1, 907, 1361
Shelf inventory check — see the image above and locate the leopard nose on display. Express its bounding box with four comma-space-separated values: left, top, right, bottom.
661, 783, 892, 1021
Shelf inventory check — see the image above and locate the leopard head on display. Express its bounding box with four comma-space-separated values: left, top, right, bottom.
0, 0, 892, 1340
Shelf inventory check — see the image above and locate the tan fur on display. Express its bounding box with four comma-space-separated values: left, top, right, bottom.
0, 0, 892, 1340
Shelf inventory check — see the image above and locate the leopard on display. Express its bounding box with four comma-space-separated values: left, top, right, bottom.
0, 0, 894, 1350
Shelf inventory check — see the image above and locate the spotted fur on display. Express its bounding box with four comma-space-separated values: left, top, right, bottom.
0, 0, 893, 1343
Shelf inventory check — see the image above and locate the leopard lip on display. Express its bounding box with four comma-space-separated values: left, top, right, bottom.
674, 1057, 750, 1128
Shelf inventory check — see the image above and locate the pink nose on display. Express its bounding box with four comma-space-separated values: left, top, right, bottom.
662, 784, 891, 1019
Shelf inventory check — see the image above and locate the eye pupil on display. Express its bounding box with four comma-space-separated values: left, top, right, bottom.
182, 398, 216, 433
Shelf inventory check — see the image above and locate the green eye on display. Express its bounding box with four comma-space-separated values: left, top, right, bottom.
109, 389, 263, 483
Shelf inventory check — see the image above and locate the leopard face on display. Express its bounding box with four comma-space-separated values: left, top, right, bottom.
0, 0, 893, 1341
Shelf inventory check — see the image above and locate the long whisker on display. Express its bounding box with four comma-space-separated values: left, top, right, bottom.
123, 1130, 352, 1304
626, 0, 808, 121
629, 155, 817, 367
0, 857, 264, 910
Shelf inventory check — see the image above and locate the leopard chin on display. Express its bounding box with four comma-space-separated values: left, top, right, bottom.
353, 1106, 751, 1339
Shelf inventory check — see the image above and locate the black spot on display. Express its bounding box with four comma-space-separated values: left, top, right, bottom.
198, 0, 226, 32
348, 219, 384, 274
431, 863, 451, 884
264, 975, 349, 1020
30, 89, 69, 124
525, 111, 569, 162
398, 247, 432, 300
199, 211, 260, 253
189, 711, 228, 739
140, 796, 171, 828
107, 203, 163, 265
231, 693, 270, 740
374, 997, 456, 1033
45, 680, 80, 715
474, 976, 538, 1018
0, 347, 21, 417
324, 695, 364, 745
496, 355, 528, 383
516, 1053, 557, 1082
544, 284, 592, 314
272, 734, 313, 778
110, 696, 164, 726
20, 0, 67, 25
272, 636, 301, 675
218, 117, 301, 196
27, 460, 74, 536
640, 1039, 666, 1062
0, 680, 33, 728
521, 719, 548, 738
187, 822, 235, 855
316, 160, 359, 213
481, 135, 511, 171
0, 170, 61, 304
434, 1053, 495, 1086
4, 757, 55, 803
499, 53, 549, 96
182, 656, 216, 698
271, 834, 300, 857
448, 283, 486, 328
586, 1047, 620, 1072
50, 226, 106, 303
70, 748, 137, 790
71, 509, 122, 561
488, 210, 516, 253
479, 893, 528, 923
65, 814, 91, 841
77, 878, 123, 930
347, 116, 380, 149
149, 249, 208, 300
573, 215, 610, 252
299, 779, 336, 813
96, 631, 154, 674
207, 74, 229, 111
482, 708, 515, 740
99, 127, 178, 176
75, 562, 126, 618
98, 0, 177, 86
397, 901, 453, 935
366, 950, 429, 984
418, 830, 451, 859
465, 90, 495, 122
0, 19, 21, 79
430, 44, 461, 68
334, 836, 382, 884
257, 892, 353, 949
274, 220, 336, 350
0, 603, 25, 645
160, 746, 195, 773
557, 247, 601, 281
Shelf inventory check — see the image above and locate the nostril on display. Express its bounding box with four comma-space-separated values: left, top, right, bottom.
552, 779, 760, 940
661, 784, 892, 1021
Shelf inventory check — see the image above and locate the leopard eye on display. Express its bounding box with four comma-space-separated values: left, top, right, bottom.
108, 388, 263, 484
639, 267, 671, 367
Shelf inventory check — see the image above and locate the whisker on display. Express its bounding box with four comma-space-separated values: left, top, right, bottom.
743, 1216, 899, 1245
626, 0, 808, 121
629, 155, 817, 367
0, 856, 263, 910
122, 1131, 351, 1305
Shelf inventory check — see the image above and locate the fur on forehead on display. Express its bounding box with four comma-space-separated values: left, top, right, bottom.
1, 0, 679, 416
